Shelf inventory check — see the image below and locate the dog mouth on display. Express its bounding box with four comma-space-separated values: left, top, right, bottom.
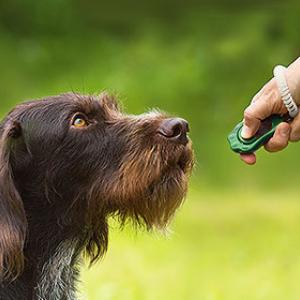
168, 143, 194, 174
180, 146, 193, 170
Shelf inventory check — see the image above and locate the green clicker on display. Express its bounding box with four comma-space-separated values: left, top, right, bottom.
228, 65, 299, 154
227, 115, 287, 154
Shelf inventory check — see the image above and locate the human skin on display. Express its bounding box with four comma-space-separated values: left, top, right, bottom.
240, 57, 300, 165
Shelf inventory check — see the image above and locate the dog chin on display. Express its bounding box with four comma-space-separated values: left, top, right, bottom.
155, 153, 193, 204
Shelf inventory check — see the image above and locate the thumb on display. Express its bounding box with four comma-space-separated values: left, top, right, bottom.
241, 100, 272, 139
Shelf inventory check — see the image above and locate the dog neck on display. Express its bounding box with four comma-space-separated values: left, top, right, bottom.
34, 238, 81, 300
0, 189, 86, 300
0, 235, 83, 300
25, 193, 85, 300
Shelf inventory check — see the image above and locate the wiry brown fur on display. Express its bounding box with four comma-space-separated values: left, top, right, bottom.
0, 92, 193, 299
0, 122, 27, 281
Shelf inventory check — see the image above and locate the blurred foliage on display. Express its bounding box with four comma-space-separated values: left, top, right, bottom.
1, 1, 300, 299
1, 0, 300, 190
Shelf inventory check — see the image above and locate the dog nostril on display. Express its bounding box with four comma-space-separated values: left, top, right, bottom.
172, 123, 183, 137
157, 118, 189, 140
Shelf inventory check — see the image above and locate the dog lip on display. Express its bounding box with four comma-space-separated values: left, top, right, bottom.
178, 158, 186, 171
177, 155, 188, 172
174, 146, 193, 172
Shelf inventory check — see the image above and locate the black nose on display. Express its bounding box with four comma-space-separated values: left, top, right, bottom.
157, 118, 189, 144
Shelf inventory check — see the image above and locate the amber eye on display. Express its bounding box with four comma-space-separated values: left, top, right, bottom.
72, 114, 88, 128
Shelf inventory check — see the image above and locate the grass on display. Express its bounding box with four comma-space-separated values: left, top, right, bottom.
78, 187, 300, 300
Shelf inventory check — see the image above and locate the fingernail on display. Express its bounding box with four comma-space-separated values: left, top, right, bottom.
280, 127, 290, 137
241, 126, 251, 138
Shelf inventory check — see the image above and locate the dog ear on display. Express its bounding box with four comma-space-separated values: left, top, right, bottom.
0, 120, 27, 281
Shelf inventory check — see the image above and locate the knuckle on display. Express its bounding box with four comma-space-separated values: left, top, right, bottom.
266, 138, 287, 152
289, 133, 300, 142
243, 108, 254, 121
290, 123, 300, 142
264, 145, 277, 153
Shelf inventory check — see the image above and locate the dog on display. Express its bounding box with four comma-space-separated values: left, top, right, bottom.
0, 92, 194, 299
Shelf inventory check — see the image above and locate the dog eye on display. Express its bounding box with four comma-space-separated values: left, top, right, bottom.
71, 114, 88, 128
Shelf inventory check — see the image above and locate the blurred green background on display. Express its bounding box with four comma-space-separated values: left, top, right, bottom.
1, 1, 300, 299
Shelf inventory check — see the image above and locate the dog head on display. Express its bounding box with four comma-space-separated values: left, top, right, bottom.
0, 92, 194, 279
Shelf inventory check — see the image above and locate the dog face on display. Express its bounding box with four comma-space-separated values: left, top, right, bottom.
0, 92, 194, 279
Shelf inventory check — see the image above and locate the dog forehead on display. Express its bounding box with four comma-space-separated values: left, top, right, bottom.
35, 93, 99, 112
9, 93, 103, 120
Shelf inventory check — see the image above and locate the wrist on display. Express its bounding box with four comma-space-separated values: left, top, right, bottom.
286, 59, 300, 105
267, 78, 288, 113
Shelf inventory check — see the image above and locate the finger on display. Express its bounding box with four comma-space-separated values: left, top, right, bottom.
241, 100, 272, 139
289, 112, 300, 141
251, 79, 276, 104
264, 122, 290, 152
240, 153, 256, 165
251, 88, 264, 104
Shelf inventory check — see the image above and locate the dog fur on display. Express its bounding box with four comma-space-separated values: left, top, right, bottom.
0, 92, 193, 299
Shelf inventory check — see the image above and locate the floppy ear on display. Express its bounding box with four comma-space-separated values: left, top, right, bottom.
0, 120, 27, 281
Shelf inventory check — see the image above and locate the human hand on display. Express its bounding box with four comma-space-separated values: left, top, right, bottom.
240, 58, 300, 165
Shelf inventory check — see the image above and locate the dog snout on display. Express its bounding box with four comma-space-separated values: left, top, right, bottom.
157, 118, 189, 144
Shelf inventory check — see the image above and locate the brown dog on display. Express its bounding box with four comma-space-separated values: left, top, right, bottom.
0, 92, 194, 299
